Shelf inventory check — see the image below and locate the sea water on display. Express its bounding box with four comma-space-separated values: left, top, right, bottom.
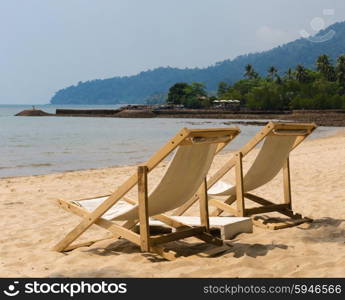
0, 105, 338, 178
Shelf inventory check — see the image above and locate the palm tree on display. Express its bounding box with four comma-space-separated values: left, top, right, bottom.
316, 54, 336, 81
316, 54, 330, 73
295, 65, 308, 83
267, 66, 278, 80
244, 64, 258, 79
217, 81, 228, 98
336, 55, 345, 86
275, 75, 283, 84
244, 64, 253, 78
285, 68, 293, 80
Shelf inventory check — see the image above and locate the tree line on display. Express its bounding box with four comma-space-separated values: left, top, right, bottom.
166, 54, 345, 110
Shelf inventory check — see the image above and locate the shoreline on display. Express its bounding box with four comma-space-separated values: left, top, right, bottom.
15, 108, 345, 127
1, 128, 343, 180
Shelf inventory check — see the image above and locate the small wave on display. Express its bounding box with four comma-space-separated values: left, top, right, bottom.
0, 163, 53, 170
37, 163, 52, 167
185, 121, 213, 125
14, 144, 31, 148
24, 163, 52, 168
117, 150, 138, 154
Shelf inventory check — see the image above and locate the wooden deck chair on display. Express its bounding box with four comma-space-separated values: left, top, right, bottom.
52, 127, 240, 260
174, 122, 317, 230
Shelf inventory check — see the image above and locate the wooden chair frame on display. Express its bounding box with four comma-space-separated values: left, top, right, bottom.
52, 127, 240, 260
174, 122, 317, 230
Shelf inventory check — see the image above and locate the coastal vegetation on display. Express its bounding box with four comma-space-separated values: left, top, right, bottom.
166, 82, 213, 108
166, 54, 345, 110
50, 21, 345, 105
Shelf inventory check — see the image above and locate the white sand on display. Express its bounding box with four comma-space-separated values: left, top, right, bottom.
1, 131, 345, 277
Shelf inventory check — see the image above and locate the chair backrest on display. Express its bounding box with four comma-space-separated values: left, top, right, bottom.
114, 143, 217, 220
243, 135, 296, 191
112, 127, 240, 221
208, 122, 316, 196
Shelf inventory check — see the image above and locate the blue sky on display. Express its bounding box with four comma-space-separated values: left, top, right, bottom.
1, 0, 345, 104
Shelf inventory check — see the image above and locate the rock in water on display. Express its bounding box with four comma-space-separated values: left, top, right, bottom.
15, 109, 51, 116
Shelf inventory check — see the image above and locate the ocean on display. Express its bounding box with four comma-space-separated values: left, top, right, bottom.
0, 104, 339, 178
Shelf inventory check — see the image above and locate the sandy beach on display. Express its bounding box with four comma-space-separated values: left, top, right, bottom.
1, 130, 345, 278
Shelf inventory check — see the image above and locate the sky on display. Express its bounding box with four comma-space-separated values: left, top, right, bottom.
1, 0, 345, 104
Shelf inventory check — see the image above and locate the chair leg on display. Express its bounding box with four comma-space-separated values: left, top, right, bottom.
199, 178, 210, 232
283, 157, 292, 209
235, 152, 245, 216
244, 192, 313, 230
138, 166, 150, 252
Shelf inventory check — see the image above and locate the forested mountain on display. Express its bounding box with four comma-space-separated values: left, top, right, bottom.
50, 21, 345, 105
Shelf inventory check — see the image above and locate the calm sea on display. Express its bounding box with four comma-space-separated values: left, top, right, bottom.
0, 104, 339, 178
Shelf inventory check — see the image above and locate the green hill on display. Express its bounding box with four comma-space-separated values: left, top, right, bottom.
50, 21, 345, 105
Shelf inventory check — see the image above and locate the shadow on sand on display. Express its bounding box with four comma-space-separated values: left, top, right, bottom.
298, 217, 345, 230
296, 217, 345, 243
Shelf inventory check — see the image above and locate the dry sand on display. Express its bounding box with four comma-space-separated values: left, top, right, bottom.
1, 131, 345, 277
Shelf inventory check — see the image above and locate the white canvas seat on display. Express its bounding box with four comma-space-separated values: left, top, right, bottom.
208, 135, 297, 196
76, 143, 217, 220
